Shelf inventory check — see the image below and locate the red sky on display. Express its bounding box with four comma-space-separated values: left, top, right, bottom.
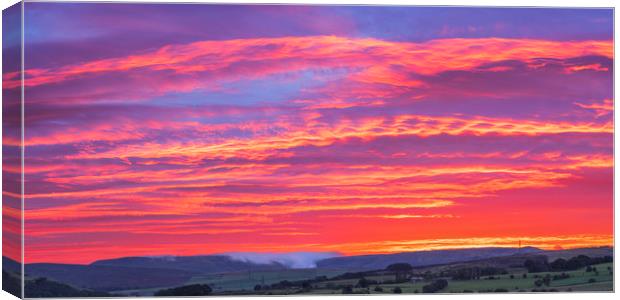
2, 4, 613, 264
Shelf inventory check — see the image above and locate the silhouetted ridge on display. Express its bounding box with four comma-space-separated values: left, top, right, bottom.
316, 247, 541, 270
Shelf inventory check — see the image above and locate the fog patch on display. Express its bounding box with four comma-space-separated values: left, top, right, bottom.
225, 252, 340, 268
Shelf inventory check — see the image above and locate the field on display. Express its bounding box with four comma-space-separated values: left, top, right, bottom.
114, 262, 613, 295
385, 263, 612, 293
115, 268, 345, 296
301, 263, 613, 294
188, 268, 345, 292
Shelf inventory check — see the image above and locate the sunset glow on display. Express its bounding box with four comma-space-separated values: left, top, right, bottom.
2, 4, 613, 264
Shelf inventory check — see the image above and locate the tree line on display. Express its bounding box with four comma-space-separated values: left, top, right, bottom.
524, 255, 612, 273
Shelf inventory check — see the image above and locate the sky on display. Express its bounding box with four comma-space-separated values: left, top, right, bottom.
1, 3, 613, 264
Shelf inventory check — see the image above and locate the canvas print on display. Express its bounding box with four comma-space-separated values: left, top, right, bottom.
1, 1, 614, 298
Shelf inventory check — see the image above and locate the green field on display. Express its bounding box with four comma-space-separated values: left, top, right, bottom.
115, 268, 345, 296
188, 268, 345, 292
305, 262, 613, 294
114, 262, 613, 295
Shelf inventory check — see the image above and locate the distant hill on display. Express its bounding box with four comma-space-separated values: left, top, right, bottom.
24, 262, 199, 291
316, 247, 541, 271
91, 255, 287, 273
7, 246, 612, 293
2, 256, 21, 273
538, 246, 613, 261
25, 276, 111, 298
17, 256, 286, 292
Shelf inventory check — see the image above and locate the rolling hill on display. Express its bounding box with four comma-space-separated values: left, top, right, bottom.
91, 255, 287, 273
7, 246, 612, 294
24, 262, 199, 291
316, 247, 542, 271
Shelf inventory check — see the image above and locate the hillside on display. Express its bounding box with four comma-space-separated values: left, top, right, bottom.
24, 262, 199, 291
538, 247, 613, 261
2, 256, 21, 273
316, 247, 541, 271
91, 255, 287, 273
7, 246, 612, 294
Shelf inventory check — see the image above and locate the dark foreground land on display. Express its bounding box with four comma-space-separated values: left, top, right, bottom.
3, 246, 613, 297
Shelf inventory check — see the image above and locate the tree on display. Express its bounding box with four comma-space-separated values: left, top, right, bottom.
357, 277, 371, 288
154, 284, 212, 296
422, 279, 448, 293
342, 286, 353, 294
542, 275, 551, 286
550, 258, 567, 271
524, 257, 550, 273
386, 263, 414, 282
534, 279, 543, 287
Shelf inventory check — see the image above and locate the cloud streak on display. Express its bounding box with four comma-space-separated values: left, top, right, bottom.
6, 4, 612, 264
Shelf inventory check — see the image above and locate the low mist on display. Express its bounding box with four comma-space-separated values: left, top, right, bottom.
225, 252, 340, 268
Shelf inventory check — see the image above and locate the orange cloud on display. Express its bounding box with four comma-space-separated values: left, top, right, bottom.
575, 98, 614, 117
5, 37, 612, 90
60, 114, 611, 162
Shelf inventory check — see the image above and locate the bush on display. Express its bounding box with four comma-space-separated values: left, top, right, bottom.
422, 279, 448, 293
543, 275, 551, 286
392, 287, 402, 294
534, 279, 543, 287
373, 286, 383, 292
356, 277, 377, 288
535, 275, 551, 287
494, 288, 508, 292
341, 286, 353, 294
154, 284, 212, 296
588, 278, 596, 283
552, 273, 570, 280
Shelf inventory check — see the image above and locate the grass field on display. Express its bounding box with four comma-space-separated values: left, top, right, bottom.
306, 262, 613, 294
113, 262, 613, 295
114, 268, 346, 296
188, 268, 345, 292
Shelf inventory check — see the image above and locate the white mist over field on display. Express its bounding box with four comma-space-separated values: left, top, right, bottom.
225, 252, 340, 268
